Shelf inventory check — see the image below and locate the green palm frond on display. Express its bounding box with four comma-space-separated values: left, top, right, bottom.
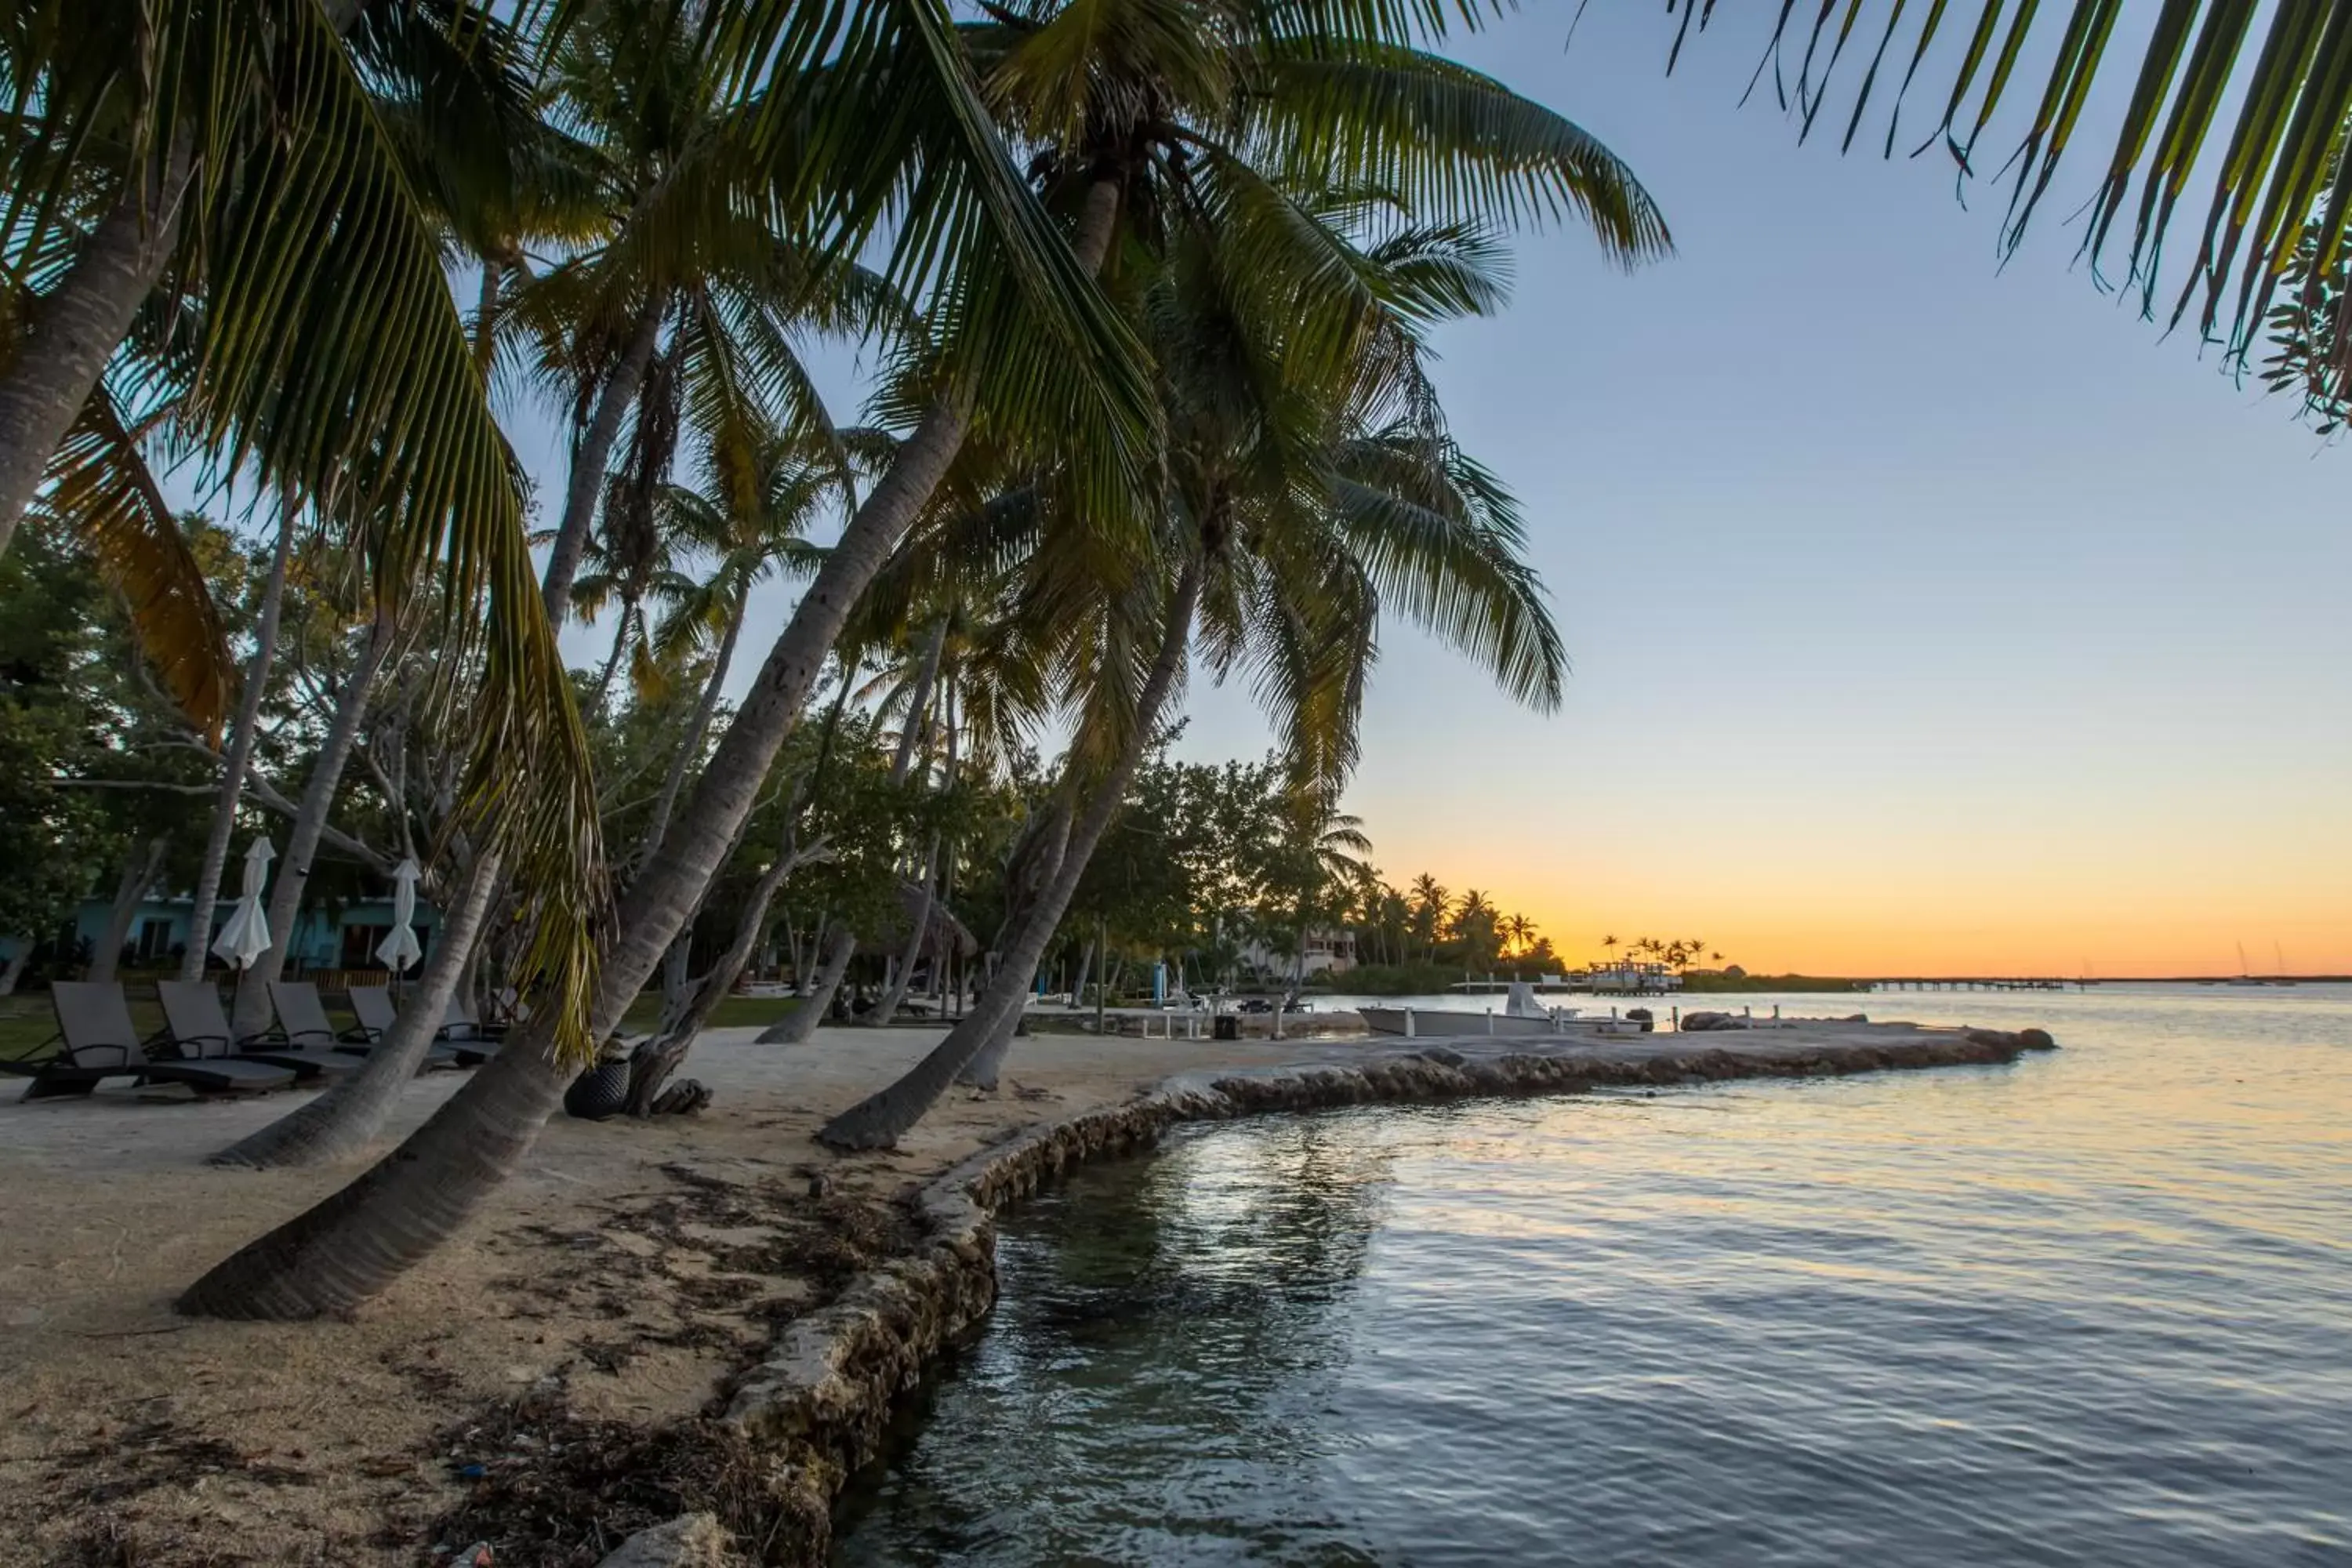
725, 0, 1161, 517
1328, 434, 1563, 711
1240, 42, 1672, 256
1667, 1, 2352, 365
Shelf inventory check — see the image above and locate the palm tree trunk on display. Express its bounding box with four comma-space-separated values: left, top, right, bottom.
869, 836, 942, 1025
176, 180, 1126, 1319
887, 617, 948, 782
207, 852, 500, 1171
819, 556, 1200, 1146
180, 502, 298, 982
0, 943, 28, 996
231, 609, 395, 1035
0, 143, 188, 557
773, 927, 855, 1045
862, 621, 949, 1028
590, 598, 639, 710
622, 841, 803, 1114
176, 1002, 573, 1319
637, 591, 745, 866
88, 837, 168, 984
541, 299, 662, 624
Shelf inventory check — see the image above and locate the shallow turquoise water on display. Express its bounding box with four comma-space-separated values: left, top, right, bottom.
833, 985, 2352, 1565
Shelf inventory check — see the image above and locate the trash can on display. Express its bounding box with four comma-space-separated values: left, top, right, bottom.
1213, 1014, 1240, 1041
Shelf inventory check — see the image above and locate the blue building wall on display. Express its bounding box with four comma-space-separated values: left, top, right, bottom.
1, 897, 442, 971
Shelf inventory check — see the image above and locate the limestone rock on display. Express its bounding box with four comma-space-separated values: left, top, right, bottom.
1679, 1011, 1746, 1033
595, 1513, 737, 1567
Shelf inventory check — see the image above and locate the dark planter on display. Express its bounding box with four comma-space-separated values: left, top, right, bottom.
564, 1058, 631, 1120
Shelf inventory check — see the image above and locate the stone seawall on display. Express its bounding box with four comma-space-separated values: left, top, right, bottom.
633, 1024, 2053, 1564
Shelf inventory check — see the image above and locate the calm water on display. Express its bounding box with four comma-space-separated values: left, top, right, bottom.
833, 985, 2352, 1565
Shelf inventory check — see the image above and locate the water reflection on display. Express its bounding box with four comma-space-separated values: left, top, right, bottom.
834, 985, 2352, 1566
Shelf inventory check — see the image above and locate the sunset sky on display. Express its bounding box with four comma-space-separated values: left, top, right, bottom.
1166, 8, 2352, 978
504, 7, 2352, 980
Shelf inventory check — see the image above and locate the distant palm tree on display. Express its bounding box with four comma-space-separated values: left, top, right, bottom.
1411, 874, 1450, 964
1503, 912, 1536, 958
631, 431, 839, 865
1601, 933, 1620, 967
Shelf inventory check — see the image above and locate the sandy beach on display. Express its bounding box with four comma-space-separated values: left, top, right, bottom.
0, 1022, 1339, 1563
0, 1017, 2031, 1564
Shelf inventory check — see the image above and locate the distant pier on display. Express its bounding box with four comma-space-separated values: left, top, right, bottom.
1870, 977, 2085, 992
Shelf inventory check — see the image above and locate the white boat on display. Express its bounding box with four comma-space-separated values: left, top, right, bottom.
1359, 982, 1647, 1039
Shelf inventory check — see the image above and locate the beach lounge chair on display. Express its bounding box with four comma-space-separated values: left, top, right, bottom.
268, 980, 462, 1071
155, 981, 358, 1083
350, 985, 497, 1066
8, 982, 295, 1100
347, 983, 400, 1040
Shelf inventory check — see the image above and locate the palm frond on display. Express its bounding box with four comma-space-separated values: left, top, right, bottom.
1240, 42, 1673, 257
137, 0, 608, 1058
43, 384, 234, 740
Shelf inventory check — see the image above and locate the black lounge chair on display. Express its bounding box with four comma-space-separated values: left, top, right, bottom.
350, 985, 496, 1066
7, 982, 296, 1100
347, 983, 400, 1040
155, 981, 358, 1083
270, 980, 461, 1071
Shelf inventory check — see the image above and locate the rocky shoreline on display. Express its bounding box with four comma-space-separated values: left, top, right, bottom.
616, 1021, 2056, 1565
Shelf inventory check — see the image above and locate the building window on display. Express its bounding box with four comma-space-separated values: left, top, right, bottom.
342, 924, 390, 969
136, 918, 172, 963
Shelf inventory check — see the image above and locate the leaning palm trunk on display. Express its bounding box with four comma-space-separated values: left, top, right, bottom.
176, 183, 1124, 1318
0, 143, 188, 557
868, 836, 941, 1025
774, 926, 858, 1045
0, 943, 28, 996
541, 299, 663, 624
176, 1004, 572, 1318
622, 840, 811, 1114
860, 622, 949, 1026
819, 557, 1200, 1147
180, 505, 297, 981
949, 784, 1076, 1087
231, 609, 395, 1035
207, 854, 501, 1171
637, 592, 746, 866
589, 598, 640, 710
88, 837, 168, 984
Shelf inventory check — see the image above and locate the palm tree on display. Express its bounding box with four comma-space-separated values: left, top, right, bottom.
630, 431, 837, 866
1410, 873, 1450, 964
511, 0, 881, 625
1503, 912, 1536, 959
822, 138, 1616, 1140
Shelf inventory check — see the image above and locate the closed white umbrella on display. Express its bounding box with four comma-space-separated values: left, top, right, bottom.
376, 858, 423, 973
211, 837, 275, 970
